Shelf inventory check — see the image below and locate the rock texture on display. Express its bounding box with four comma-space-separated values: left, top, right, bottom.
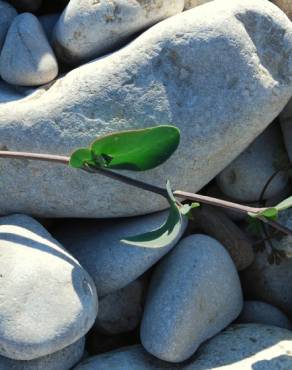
52, 211, 187, 296
189, 205, 254, 270
237, 301, 292, 330
272, 0, 292, 20
73, 345, 174, 370
0, 0, 292, 217
216, 123, 289, 202
53, 0, 184, 63
94, 279, 145, 335
141, 235, 243, 363
184, 0, 212, 10
184, 324, 292, 370
0, 1, 17, 51
0, 13, 58, 86
0, 337, 85, 370
0, 214, 98, 360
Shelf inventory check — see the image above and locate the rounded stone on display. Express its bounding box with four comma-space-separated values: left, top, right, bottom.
0, 0, 292, 217
184, 0, 213, 10
0, 13, 58, 86
237, 301, 292, 330
73, 345, 173, 370
184, 324, 292, 370
0, 337, 85, 370
141, 235, 243, 363
94, 279, 145, 335
216, 123, 289, 202
0, 1, 17, 51
189, 204, 254, 271
53, 0, 184, 63
241, 249, 292, 317
52, 211, 187, 296
0, 214, 98, 360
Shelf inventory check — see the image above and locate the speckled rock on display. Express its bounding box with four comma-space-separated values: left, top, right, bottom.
183, 324, 292, 370
184, 0, 213, 10
241, 248, 292, 317
189, 205, 254, 270
0, 337, 85, 370
216, 123, 289, 202
53, 0, 184, 63
0, 214, 98, 360
73, 345, 174, 370
1, 0, 292, 217
94, 279, 145, 335
237, 301, 292, 330
0, 13, 58, 86
0, 1, 17, 51
52, 211, 187, 296
141, 235, 243, 363
272, 0, 292, 19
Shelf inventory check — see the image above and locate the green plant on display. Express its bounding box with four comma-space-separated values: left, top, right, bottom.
1, 125, 292, 255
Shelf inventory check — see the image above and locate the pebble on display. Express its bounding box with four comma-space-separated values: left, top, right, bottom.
141, 235, 243, 362
0, 1, 17, 51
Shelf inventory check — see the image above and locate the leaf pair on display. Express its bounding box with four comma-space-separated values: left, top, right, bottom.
70, 125, 180, 171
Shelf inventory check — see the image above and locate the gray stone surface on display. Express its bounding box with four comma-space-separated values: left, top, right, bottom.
184, 0, 213, 10
7, 0, 42, 12
0, 13, 58, 86
237, 300, 292, 330
0, 214, 98, 360
39, 13, 60, 42
0, 0, 292, 217
73, 345, 174, 370
0, 1, 17, 51
0, 337, 85, 370
141, 235, 243, 363
217, 123, 289, 202
52, 211, 187, 296
94, 279, 145, 335
189, 204, 254, 270
53, 0, 184, 63
241, 248, 292, 317
183, 324, 292, 370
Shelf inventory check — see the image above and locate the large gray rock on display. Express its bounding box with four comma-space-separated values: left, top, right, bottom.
183, 324, 292, 369
53, 0, 184, 63
52, 211, 187, 296
94, 279, 145, 335
216, 123, 289, 202
237, 300, 292, 330
141, 235, 243, 363
241, 248, 292, 317
73, 345, 174, 370
0, 0, 292, 217
0, 1, 17, 51
0, 337, 85, 370
184, 0, 213, 10
0, 214, 98, 360
0, 13, 58, 86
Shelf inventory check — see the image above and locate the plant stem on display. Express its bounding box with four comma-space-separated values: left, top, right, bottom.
0, 150, 291, 236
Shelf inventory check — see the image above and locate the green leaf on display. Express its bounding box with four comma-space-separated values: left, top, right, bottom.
69, 148, 95, 168
121, 180, 187, 248
91, 125, 180, 171
275, 196, 292, 212
248, 208, 279, 221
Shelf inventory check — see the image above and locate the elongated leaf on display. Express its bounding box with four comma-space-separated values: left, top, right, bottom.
275, 196, 292, 212
69, 148, 95, 168
91, 125, 180, 171
121, 181, 187, 247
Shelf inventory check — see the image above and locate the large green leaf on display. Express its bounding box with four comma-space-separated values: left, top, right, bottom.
121, 181, 187, 247
90, 125, 180, 171
69, 148, 95, 168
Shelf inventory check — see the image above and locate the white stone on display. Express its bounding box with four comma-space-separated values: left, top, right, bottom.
0, 13, 58, 86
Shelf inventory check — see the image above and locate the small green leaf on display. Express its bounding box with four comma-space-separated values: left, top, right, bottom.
248, 208, 279, 221
275, 196, 292, 212
121, 180, 187, 248
69, 148, 95, 168
91, 125, 180, 171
